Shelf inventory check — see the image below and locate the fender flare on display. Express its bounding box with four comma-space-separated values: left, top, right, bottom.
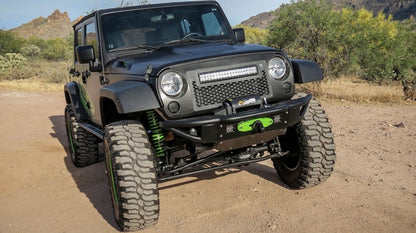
64, 81, 89, 122
100, 80, 161, 114
290, 59, 323, 84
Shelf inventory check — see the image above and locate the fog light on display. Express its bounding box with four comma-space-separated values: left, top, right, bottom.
168, 101, 180, 114
283, 82, 292, 93
190, 128, 197, 136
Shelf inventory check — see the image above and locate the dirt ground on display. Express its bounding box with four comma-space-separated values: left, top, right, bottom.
0, 89, 415, 233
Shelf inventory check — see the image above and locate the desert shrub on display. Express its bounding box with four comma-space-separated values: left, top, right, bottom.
42, 61, 72, 83
0, 55, 71, 82
0, 53, 29, 80
0, 53, 27, 72
42, 38, 72, 61
21, 45, 41, 58
0, 55, 9, 72
26, 37, 48, 52
267, 0, 416, 83
0, 30, 25, 54
268, 1, 335, 74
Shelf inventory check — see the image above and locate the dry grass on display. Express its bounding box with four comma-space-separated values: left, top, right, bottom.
0, 59, 71, 92
0, 59, 71, 83
0, 79, 64, 92
298, 76, 407, 104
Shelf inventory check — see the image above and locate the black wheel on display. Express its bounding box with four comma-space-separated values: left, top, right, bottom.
272, 97, 336, 189
104, 120, 159, 231
64, 104, 99, 167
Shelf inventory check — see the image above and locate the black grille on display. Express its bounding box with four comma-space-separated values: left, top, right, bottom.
193, 72, 269, 107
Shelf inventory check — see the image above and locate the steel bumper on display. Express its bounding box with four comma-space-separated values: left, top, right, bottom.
160, 94, 312, 144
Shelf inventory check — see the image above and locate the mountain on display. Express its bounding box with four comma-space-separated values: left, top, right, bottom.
241, 0, 416, 29
240, 9, 279, 30
331, 0, 416, 20
10, 10, 81, 40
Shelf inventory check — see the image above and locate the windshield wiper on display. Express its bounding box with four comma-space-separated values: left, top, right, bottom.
162, 38, 209, 46
109, 45, 159, 53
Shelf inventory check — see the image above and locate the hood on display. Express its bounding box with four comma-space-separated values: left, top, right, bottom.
106, 42, 278, 76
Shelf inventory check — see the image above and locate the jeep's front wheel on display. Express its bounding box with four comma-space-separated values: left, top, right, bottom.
64, 104, 99, 167
272, 98, 336, 189
104, 120, 159, 231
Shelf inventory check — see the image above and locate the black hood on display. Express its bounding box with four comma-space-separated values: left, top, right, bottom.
106, 42, 278, 76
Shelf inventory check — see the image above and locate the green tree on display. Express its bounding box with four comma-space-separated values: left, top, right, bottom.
26, 37, 48, 52
267, 0, 416, 82
267, 0, 335, 75
0, 30, 25, 54
42, 38, 72, 61
395, 18, 416, 80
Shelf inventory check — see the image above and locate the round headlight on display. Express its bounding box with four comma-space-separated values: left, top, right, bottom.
268, 57, 287, 79
160, 72, 184, 96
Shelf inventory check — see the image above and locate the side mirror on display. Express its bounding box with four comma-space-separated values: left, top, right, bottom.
76, 45, 95, 64
233, 28, 245, 43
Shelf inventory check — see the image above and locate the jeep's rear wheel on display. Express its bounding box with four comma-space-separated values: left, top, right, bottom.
104, 120, 159, 231
272, 98, 336, 189
64, 104, 99, 167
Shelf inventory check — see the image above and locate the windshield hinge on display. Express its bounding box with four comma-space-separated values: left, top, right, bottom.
144, 65, 153, 82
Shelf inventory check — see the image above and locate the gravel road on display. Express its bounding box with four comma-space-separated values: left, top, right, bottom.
0, 90, 415, 233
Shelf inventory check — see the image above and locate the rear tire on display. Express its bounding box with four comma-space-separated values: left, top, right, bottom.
272, 98, 336, 189
104, 120, 159, 231
64, 104, 99, 167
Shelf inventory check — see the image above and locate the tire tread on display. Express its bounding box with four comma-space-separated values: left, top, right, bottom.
105, 120, 159, 231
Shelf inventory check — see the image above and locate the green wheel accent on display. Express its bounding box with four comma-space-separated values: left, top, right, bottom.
104, 120, 159, 231
105, 141, 119, 206
78, 83, 94, 117
66, 120, 76, 155
237, 117, 274, 132
64, 104, 99, 167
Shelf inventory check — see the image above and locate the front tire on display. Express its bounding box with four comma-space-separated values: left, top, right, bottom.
272, 98, 336, 189
64, 104, 99, 167
104, 120, 159, 231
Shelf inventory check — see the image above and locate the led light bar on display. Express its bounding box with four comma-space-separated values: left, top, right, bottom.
199, 66, 258, 84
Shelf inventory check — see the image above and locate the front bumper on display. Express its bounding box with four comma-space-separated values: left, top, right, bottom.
161, 94, 311, 150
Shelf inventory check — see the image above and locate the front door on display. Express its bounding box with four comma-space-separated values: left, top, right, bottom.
73, 19, 103, 126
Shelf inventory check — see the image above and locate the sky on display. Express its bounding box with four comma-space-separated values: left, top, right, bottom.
0, 0, 291, 30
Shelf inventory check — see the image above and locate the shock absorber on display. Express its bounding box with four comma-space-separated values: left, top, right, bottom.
146, 110, 167, 159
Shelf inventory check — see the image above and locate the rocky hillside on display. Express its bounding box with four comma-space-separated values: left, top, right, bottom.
240, 10, 279, 29
241, 0, 416, 29
10, 10, 80, 39
331, 0, 416, 20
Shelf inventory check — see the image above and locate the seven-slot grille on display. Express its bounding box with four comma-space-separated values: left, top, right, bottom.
193, 70, 269, 108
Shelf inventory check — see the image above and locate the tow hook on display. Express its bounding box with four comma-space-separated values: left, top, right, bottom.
251, 120, 265, 133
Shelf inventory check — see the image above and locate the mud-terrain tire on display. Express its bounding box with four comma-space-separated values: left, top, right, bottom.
64, 104, 99, 167
104, 120, 159, 231
272, 97, 336, 189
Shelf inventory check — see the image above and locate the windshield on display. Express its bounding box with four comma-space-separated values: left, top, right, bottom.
101, 5, 232, 51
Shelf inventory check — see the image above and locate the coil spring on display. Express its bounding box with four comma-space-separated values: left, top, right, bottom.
146, 110, 166, 157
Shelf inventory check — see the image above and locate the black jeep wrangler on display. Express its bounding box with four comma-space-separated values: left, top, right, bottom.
64, 1, 336, 231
